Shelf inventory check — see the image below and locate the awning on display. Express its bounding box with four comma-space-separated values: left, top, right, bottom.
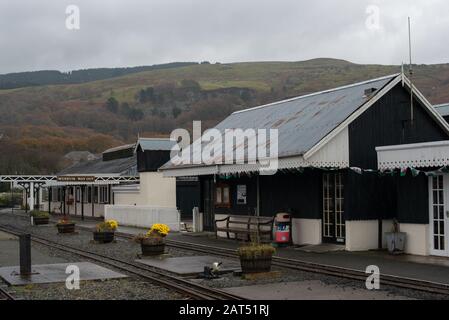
376, 140, 449, 170
161, 155, 349, 177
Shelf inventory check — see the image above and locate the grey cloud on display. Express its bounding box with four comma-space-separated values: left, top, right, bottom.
0, 0, 447, 73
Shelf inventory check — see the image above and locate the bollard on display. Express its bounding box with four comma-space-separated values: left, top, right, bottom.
19, 234, 32, 276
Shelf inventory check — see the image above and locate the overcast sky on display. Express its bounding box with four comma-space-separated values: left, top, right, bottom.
0, 0, 447, 73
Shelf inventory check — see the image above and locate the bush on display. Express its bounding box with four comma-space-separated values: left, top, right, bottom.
96, 220, 118, 232
237, 244, 276, 259
0, 193, 22, 207
30, 210, 49, 218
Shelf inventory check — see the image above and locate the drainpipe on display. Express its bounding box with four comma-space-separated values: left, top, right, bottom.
256, 175, 260, 217
378, 218, 383, 249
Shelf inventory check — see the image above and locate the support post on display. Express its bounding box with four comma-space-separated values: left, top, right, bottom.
63, 187, 66, 216
28, 182, 34, 211
81, 186, 85, 221
378, 218, 383, 250
19, 234, 32, 276
92, 187, 95, 217
256, 175, 260, 217
48, 187, 51, 214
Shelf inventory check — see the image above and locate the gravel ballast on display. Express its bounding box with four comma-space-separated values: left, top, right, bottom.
1, 211, 448, 300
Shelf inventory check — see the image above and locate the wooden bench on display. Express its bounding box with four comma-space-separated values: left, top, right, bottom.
215, 215, 275, 241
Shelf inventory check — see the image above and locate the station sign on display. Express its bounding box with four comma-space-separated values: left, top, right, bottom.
57, 176, 96, 182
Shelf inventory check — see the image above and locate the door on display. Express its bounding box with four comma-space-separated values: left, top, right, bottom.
429, 175, 449, 256
202, 178, 215, 231
322, 173, 345, 243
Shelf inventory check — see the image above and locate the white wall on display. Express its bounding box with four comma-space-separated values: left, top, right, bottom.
292, 218, 321, 245
139, 172, 176, 207
346, 220, 378, 251
345, 219, 395, 251
105, 205, 180, 231
399, 223, 429, 256
114, 172, 176, 207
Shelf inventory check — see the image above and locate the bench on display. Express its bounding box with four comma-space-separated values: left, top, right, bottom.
215, 215, 275, 241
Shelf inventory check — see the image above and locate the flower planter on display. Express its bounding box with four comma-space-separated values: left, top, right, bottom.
239, 255, 273, 274
140, 238, 165, 256
141, 243, 165, 256
33, 217, 49, 225
57, 223, 76, 234
93, 231, 115, 243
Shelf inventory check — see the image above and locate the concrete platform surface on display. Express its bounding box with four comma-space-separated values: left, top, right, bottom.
222, 281, 413, 300
295, 244, 345, 253
0, 262, 127, 285
0, 231, 17, 240
12, 211, 449, 285
0, 240, 69, 267
136, 255, 241, 275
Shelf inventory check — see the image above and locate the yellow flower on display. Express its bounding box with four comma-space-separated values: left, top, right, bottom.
147, 223, 170, 237
105, 220, 118, 231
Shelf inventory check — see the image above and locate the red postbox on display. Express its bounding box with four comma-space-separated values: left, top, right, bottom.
275, 213, 291, 245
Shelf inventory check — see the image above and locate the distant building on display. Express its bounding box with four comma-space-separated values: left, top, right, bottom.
63, 151, 98, 165
434, 103, 449, 123
47, 144, 138, 217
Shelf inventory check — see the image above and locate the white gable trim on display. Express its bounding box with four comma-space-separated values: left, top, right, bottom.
304, 75, 402, 160
376, 140, 449, 170
304, 75, 449, 160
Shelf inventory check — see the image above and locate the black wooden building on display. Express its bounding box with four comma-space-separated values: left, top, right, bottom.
160, 74, 449, 252
135, 138, 200, 219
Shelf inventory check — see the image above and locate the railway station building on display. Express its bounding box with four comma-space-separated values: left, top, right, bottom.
160, 73, 449, 257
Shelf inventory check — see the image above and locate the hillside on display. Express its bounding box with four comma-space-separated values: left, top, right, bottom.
1, 58, 449, 174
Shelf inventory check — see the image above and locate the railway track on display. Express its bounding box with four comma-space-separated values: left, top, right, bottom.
0, 286, 15, 300
0, 224, 243, 301
104, 229, 449, 296
3, 212, 449, 297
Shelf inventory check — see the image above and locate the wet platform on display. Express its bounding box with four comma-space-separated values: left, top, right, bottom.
222, 281, 413, 300
17, 211, 449, 285
0, 232, 69, 267
0, 262, 127, 285
136, 255, 241, 275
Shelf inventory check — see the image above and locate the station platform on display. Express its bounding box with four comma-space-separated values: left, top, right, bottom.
6, 211, 449, 286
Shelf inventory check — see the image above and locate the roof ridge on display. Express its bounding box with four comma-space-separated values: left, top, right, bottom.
434, 103, 449, 108
138, 137, 171, 141
233, 73, 401, 115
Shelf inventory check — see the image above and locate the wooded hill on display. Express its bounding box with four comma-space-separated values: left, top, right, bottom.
1, 58, 449, 174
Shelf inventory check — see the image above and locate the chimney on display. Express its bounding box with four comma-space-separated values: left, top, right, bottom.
364, 87, 378, 97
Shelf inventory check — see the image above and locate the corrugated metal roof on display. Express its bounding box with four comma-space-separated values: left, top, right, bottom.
103, 143, 135, 154
135, 138, 176, 151
161, 74, 398, 171
435, 103, 449, 117
217, 74, 396, 158
58, 155, 136, 175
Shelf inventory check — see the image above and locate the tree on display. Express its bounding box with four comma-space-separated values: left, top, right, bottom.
172, 106, 182, 119
137, 87, 154, 104
105, 97, 119, 113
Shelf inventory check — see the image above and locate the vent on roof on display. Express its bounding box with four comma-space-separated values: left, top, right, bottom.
364, 87, 378, 97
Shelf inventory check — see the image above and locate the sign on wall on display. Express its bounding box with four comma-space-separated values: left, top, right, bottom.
237, 184, 247, 205
57, 176, 95, 182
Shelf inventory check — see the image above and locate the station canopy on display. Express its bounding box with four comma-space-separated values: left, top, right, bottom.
376, 140, 449, 170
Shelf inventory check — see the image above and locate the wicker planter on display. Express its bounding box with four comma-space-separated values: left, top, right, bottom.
93, 231, 115, 243
140, 238, 165, 256
57, 223, 76, 234
33, 217, 49, 225
239, 255, 273, 274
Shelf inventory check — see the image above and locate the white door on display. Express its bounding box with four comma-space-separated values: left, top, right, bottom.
429, 175, 449, 256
